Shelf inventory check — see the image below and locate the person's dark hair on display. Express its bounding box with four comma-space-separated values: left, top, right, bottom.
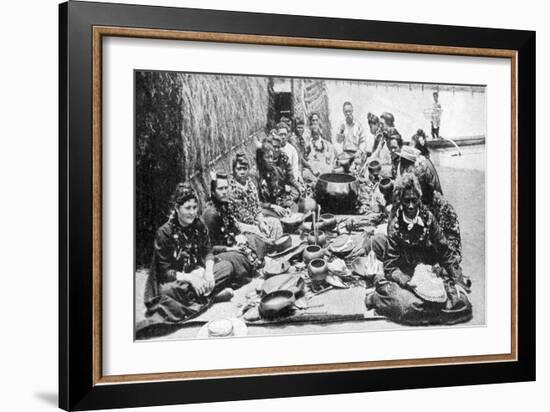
294, 117, 305, 127
171, 182, 198, 207
210, 172, 229, 198
380, 112, 395, 127
367, 112, 380, 126
262, 141, 275, 154
343, 101, 353, 110
411, 129, 430, 157
393, 172, 422, 206
276, 122, 289, 133
257, 142, 275, 173
415, 161, 436, 204
232, 152, 249, 171
279, 115, 291, 127
308, 111, 320, 125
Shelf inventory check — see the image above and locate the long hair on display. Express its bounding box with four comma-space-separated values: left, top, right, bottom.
411, 129, 430, 157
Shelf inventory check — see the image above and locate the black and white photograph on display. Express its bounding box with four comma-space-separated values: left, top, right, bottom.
134, 71, 485, 340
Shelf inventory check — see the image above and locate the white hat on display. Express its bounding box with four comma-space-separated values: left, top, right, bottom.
197, 318, 247, 339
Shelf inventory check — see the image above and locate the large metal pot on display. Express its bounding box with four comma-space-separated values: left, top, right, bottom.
315, 173, 359, 214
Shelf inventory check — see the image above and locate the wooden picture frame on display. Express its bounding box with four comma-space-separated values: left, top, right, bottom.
59, 1, 535, 410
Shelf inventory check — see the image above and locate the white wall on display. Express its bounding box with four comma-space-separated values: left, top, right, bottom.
0, 1, 546, 412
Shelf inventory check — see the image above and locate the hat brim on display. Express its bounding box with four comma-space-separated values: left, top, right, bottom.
397, 152, 417, 162
267, 234, 305, 258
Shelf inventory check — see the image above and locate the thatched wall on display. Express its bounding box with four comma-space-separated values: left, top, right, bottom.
135, 71, 269, 264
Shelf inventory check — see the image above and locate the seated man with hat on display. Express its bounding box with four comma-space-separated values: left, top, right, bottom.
393, 145, 443, 195
365, 173, 472, 325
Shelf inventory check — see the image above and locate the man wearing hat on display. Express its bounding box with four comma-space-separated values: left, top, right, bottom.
394, 145, 443, 194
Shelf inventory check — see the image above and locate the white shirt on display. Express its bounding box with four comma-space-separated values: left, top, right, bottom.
281, 142, 301, 182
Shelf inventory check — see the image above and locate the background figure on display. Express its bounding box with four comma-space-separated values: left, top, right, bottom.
256, 139, 302, 217
303, 120, 336, 183
277, 122, 302, 184
335, 101, 368, 158
430, 91, 443, 139
411, 129, 430, 158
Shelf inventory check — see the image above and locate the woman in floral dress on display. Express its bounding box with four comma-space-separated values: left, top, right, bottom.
229, 152, 282, 240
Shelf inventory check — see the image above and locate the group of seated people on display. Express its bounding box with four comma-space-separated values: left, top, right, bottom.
142, 101, 472, 328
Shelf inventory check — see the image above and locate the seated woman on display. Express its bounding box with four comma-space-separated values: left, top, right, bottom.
411, 129, 430, 158
202, 171, 267, 268
256, 137, 303, 218
229, 152, 283, 240
142, 183, 248, 325
365, 173, 471, 325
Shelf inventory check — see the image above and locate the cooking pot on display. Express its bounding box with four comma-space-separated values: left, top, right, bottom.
308, 258, 328, 283
315, 173, 359, 214
319, 213, 337, 231
303, 244, 325, 264
307, 230, 327, 247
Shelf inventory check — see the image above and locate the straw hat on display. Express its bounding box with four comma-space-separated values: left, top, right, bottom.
267, 234, 305, 258
397, 146, 420, 163
409, 264, 447, 303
